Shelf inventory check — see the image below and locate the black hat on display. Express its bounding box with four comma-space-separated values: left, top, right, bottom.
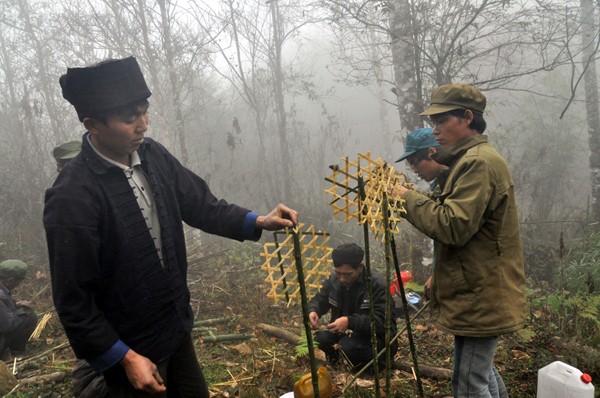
59, 56, 151, 121
332, 243, 364, 266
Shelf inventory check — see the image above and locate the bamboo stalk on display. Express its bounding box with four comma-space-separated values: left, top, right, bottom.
200, 334, 253, 343
382, 194, 392, 396
342, 302, 429, 393
292, 228, 320, 398
256, 323, 300, 345
193, 316, 237, 327
391, 235, 424, 398
358, 175, 381, 397
18, 371, 66, 385
29, 282, 50, 303
15, 341, 70, 368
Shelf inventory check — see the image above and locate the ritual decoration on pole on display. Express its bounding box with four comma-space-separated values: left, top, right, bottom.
260, 223, 331, 398
260, 223, 332, 306
324, 152, 410, 240
324, 152, 424, 398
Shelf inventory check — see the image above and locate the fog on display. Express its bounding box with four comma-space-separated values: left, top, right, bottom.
0, 0, 593, 264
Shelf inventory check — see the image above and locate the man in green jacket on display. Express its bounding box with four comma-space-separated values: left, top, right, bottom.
390, 84, 526, 398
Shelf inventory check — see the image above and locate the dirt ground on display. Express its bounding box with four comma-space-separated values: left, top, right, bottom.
4, 241, 598, 397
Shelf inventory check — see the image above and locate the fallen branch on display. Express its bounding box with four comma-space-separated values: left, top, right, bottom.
256, 323, 300, 345
18, 371, 66, 385
194, 316, 238, 327
393, 361, 452, 380
16, 341, 70, 369
201, 334, 253, 343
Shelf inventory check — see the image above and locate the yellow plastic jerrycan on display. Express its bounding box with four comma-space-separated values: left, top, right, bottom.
293, 366, 333, 398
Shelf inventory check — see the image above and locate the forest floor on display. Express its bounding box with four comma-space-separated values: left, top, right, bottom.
4, 241, 599, 398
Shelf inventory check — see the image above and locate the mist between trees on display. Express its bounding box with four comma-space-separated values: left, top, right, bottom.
0, 0, 597, 268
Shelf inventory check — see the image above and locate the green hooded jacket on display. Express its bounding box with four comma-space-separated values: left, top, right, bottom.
402, 135, 527, 336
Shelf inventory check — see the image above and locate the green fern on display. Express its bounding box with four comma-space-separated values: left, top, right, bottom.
295, 328, 318, 358
580, 295, 600, 329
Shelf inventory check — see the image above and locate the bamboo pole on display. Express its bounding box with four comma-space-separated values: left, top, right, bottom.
256, 323, 300, 345
193, 316, 237, 327
342, 302, 429, 393
382, 194, 393, 396
357, 175, 381, 397
292, 228, 320, 398
200, 334, 253, 343
390, 235, 424, 397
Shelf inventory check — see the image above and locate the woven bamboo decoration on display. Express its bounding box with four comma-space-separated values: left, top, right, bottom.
260, 224, 332, 305
324, 152, 411, 240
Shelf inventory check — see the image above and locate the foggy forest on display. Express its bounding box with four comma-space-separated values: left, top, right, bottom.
0, 0, 599, 397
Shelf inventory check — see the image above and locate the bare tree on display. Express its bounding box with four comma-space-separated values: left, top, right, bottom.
580, 0, 600, 221
321, 0, 572, 124
189, 0, 318, 204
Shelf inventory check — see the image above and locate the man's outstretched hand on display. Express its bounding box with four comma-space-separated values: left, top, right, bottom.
256, 203, 298, 231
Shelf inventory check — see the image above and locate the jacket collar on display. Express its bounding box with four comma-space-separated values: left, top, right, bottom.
0, 281, 9, 295
432, 134, 488, 167
80, 132, 151, 175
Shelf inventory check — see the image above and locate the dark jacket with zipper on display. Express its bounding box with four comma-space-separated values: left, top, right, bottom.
308, 269, 397, 341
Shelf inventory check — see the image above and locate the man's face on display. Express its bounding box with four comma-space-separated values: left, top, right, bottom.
430, 111, 473, 147
1, 277, 23, 291
334, 264, 363, 287
406, 149, 443, 182
87, 102, 150, 164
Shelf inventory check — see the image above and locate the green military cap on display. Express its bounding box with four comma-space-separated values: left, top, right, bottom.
52, 140, 81, 161
420, 83, 486, 116
0, 259, 28, 279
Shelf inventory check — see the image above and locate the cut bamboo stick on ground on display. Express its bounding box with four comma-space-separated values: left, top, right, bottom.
193, 316, 238, 327
200, 334, 253, 343
18, 371, 66, 385
255, 323, 300, 345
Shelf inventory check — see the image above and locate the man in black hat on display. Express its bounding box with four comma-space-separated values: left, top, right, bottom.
390, 84, 525, 398
44, 56, 298, 397
307, 243, 397, 371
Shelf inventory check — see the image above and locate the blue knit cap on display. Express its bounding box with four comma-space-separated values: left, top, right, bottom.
395, 128, 439, 162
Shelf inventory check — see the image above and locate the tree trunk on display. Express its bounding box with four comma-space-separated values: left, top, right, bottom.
389, 0, 423, 132
16, 0, 66, 143
581, 0, 600, 222
157, 0, 189, 165
270, 0, 292, 203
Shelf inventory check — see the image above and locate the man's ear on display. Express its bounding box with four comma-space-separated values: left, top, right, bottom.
83, 117, 99, 135
464, 109, 474, 123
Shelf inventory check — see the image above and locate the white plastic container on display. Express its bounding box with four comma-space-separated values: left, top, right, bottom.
537, 361, 595, 398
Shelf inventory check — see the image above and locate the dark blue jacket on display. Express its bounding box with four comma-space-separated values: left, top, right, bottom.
44, 135, 258, 368
0, 283, 30, 336
307, 269, 397, 341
